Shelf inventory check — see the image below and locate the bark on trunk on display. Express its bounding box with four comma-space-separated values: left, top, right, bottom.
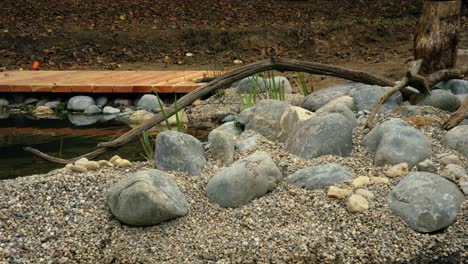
414, 0, 461, 75
444, 97, 468, 129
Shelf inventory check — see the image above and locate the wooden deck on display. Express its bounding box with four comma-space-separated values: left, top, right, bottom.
0, 71, 207, 93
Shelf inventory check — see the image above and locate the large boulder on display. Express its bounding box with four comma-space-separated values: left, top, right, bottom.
285, 113, 353, 159
262, 76, 293, 94
300, 82, 362, 111
417, 89, 461, 112
67, 96, 96, 112
107, 169, 188, 226
353, 86, 401, 113
398, 105, 438, 117
208, 122, 242, 165
433, 79, 468, 95
243, 99, 314, 142
441, 125, 468, 158
154, 131, 207, 176
233, 76, 266, 94
286, 163, 356, 189
206, 151, 282, 208
387, 172, 464, 233
316, 95, 355, 112
137, 94, 160, 112
363, 118, 432, 166
316, 103, 357, 127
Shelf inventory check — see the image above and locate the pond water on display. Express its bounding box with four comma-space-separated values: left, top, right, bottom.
0, 113, 208, 180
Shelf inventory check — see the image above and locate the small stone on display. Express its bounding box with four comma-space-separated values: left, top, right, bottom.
69, 165, 87, 173
33, 106, 54, 116
58, 257, 68, 264
115, 158, 132, 168
109, 155, 121, 165
385, 163, 409, 178
346, 194, 369, 213
97, 160, 114, 167
83, 161, 100, 170
74, 158, 89, 167
355, 189, 374, 200
438, 154, 461, 166
370, 177, 390, 184
443, 164, 467, 180
327, 186, 352, 199
460, 176, 468, 194
416, 159, 437, 173
233, 59, 243, 64
352, 176, 370, 187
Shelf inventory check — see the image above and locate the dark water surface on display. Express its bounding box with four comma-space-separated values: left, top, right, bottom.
0, 113, 208, 180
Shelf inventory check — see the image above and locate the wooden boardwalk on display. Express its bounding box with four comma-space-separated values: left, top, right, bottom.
0, 71, 207, 93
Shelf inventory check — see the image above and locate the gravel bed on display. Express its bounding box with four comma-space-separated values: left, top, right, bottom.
1, 102, 467, 263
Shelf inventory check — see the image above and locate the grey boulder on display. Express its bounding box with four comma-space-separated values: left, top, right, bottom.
206, 151, 282, 208
353, 86, 401, 113
441, 125, 468, 158
243, 99, 314, 142
137, 94, 160, 112
433, 79, 468, 95
316, 103, 357, 127
398, 105, 438, 117
67, 114, 101, 126
363, 118, 432, 166
262, 76, 293, 94
233, 76, 266, 94
285, 113, 353, 159
208, 122, 242, 165
107, 169, 188, 226
287, 163, 356, 189
387, 172, 464, 233
154, 131, 207, 176
96, 96, 108, 107
300, 82, 362, 111
67, 96, 96, 112
417, 89, 461, 112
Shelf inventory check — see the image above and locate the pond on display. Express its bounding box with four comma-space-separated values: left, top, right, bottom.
0, 113, 208, 180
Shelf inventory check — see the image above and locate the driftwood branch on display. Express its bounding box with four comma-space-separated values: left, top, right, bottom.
366, 60, 424, 128
23, 58, 468, 164
444, 97, 468, 130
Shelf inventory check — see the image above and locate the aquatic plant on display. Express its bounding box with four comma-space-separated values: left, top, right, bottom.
139, 130, 155, 162
293, 72, 312, 96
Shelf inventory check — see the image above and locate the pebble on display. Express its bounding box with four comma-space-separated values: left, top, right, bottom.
355, 189, 374, 200
327, 186, 352, 199
69, 164, 87, 173
370, 177, 390, 184
346, 194, 369, 213
385, 162, 409, 177
416, 159, 437, 173
439, 154, 462, 166
352, 176, 370, 187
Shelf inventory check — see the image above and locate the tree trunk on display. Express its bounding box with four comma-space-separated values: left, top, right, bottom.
414, 0, 461, 75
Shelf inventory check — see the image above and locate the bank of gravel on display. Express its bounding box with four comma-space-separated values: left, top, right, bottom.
1, 103, 466, 263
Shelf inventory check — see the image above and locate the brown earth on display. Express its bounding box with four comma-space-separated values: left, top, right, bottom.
0, 0, 467, 88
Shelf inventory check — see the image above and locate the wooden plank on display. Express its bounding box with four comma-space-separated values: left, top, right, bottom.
0, 70, 206, 94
